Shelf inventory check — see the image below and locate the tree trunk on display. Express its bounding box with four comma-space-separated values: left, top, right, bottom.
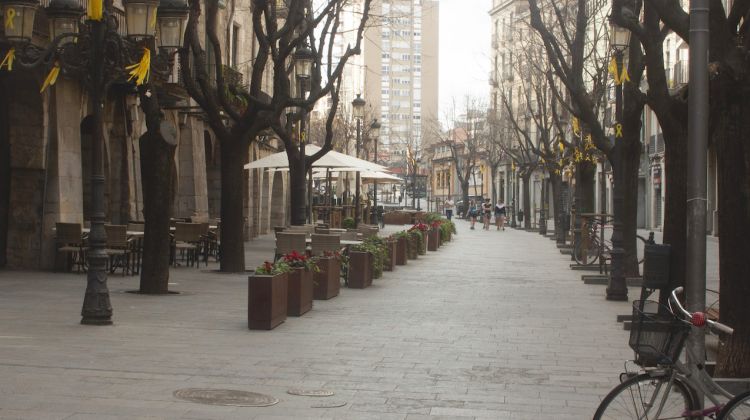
617, 138, 643, 277
461, 180, 470, 217
219, 139, 247, 272
522, 173, 532, 229
490, 166, 498, 204
288, 147, 307, 226
138, 131, 175, 293
714, 87, 750, 378
573, 161, 596, 250
550, 172, 565, 244
0, 78, 9, 268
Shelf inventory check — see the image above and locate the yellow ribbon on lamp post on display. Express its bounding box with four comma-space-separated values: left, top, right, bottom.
0, 48, 15, 71
615, 123, 624, 138
4, 7, 16, 30
88, 0, 103, 21
126, 48, 151, 85
40, 62, 62, 92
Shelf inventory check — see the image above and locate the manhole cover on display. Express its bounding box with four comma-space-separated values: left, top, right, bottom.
173, 388, 278, 407
287, 388, 335, 397
310, 401, 347, 408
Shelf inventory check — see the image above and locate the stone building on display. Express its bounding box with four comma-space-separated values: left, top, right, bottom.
0, 0, 288, 270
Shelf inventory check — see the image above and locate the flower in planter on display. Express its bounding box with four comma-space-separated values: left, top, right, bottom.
282, 251, 320, 272
409, 222, 430, 232
254, 260, 291, 275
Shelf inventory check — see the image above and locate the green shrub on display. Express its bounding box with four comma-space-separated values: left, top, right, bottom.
342, 217, 356, 229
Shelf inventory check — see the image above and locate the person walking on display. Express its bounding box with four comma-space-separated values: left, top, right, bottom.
444, 198, 455, 220
468, 200, 478, 229
482, 198, 492, 230
494, 201, 507, 231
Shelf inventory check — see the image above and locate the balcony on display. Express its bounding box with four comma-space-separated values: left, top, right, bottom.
672, 60, 689, 88
489, 70, 498, 87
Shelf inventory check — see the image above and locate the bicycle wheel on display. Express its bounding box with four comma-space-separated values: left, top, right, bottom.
594, 373, 697, 419
718, 390, 750, 420
574, 239, 600, 265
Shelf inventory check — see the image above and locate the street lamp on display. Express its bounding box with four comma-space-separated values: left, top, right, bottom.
1, 0, 187, 325
606, 21, 631, 302
370, 118, 381, 225
352, 93, 365, 227
292, 44, 313, 223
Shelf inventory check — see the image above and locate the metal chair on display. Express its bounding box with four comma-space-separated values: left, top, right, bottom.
274, 232, 307, 261
173, 223, 201, 267
310, 234, 342, 256
104, 224, 132, 275
55, 222, 87, 272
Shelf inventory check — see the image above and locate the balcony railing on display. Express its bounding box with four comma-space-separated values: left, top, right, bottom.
672, 60, 689, 87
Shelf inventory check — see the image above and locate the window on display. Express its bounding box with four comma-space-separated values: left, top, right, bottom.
231, 24, 240, 68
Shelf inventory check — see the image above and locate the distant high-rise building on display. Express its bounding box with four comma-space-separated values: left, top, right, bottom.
362, 0, 439, 166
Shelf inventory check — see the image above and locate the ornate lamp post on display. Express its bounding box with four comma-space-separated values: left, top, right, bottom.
370, 118, 381, 224
606, 21, 631, 301
1, 0, 187, 324
351, 93, 365, 227
292, 43, 314, 222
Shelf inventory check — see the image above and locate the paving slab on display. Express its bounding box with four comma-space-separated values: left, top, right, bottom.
0, 219, 641, 419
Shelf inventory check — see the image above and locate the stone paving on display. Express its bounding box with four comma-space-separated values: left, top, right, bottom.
0, 220, 653, 419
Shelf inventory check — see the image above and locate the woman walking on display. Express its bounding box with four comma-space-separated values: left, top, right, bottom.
468, 200, 478, 230
494, 201, 506, 231
482, 198, 492, 230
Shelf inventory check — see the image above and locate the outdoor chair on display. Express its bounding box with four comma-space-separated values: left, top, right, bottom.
340, 231, 359, 241
310, 234, 342, 256
314, 226, 330, 234
127, 222, 145, 232
55, 222, 87, 272
104, 224, 132, 276
274, 232, 307, 261
173, 223, 201, 267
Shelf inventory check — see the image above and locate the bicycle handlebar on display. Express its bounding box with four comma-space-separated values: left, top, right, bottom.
671, 287, 734, 335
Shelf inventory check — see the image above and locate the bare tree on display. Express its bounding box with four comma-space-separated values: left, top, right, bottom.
180, 0, 372, 271
634, 0, 750, 376
526, 0, 645, 277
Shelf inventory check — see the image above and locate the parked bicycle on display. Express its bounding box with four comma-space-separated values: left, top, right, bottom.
573, 216, 648, 267
594, 287, 749, 419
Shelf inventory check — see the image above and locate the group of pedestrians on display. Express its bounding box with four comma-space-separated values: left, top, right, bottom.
444, 198, 506, 231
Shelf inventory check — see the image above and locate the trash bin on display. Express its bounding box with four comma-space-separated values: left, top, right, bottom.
643, 244, 671, 290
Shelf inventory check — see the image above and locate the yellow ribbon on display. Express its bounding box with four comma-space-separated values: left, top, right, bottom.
609, 56, 630, 85
511, 162, 516, 171
126, 47, 151, 85
4, 7, 16, 30
572, 117, 580, 135
40, 62, 61, 93
150, 8, 157, 28
0, 48, 15, 71
615, 123, 623, 138
88, 0, 103, 21
558, 141, 564, 153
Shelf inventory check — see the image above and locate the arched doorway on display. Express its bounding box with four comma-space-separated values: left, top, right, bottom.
270, 170, 286, 228
0, 72, 46, 268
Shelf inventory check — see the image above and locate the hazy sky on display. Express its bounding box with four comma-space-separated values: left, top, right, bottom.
438, 0, 492, 123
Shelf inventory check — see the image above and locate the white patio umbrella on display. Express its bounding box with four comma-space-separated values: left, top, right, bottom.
244, 144, 387, 171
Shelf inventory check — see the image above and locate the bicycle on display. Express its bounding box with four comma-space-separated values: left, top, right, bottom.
594, 286, 749, 419
573, 217, 649, 266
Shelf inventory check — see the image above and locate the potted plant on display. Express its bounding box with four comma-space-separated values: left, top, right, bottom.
384, 238, 397, 271
281, 251, 317, 316
428, 221, 441, 251
313, 250, 343, 300
406, 229, 423, 259
248, 260, 291, 330
393, 231, 408, 265
342, 217, 355, 229
347, 245, 373, 288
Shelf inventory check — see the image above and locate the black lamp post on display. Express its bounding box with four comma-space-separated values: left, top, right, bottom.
1, 0, 187, 324
292, 43, 313, 223
510, 162, 517, 228
606, 21, 631, 301
370, 118, 381, 224
351, 93, 365, 227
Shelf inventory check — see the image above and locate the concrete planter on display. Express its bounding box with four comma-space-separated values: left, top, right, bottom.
313, 256, 340, 300
428, 229, 439, 251
347, 251, 373, 289
248, 272, 288, 330
287, 268, 313, 317
384, 240, 396, 271
395, 236, 408, 265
